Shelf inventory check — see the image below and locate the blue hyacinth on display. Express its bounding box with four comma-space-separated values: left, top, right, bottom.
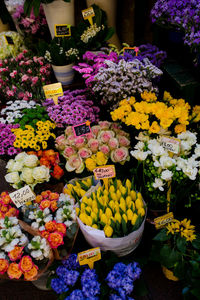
82, 280, 101, 298
81, 268, 98, 285
51, 277, 69, 294
62, 254, 79, 270
65, 289, 84, 300
63, 269, 80, 286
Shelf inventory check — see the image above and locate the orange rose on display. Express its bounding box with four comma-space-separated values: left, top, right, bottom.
41, 190, 51, 198
37, 150, 43, 157
48, 232, 64, 249
24, 264, 38, 281
19, 256, 33, 272
49, 192, 59, 201
43, 150, 55, 157
5, 207, 19, 218
0, 259, 9, 274
35, 195, 43, 204
27, 151, 37, 155
56, 223, 66, 235
50, 201, 58, 212
40, 157, 51, 168
40, 230, 50, 239
2, 195, 11, 205
7, 263, 22, 279
40, 200, 51, 210
8, 246, 23, 261
1, 205, 8, 213
45, 220, 57, 232
1, 191, 8, 197
51, 165, 64, 180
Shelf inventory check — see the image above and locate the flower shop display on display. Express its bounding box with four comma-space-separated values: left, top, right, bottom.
0, 31, 24, 59
130, 130, 200, 210
111, 91, 200, 136
0, 191, 19, 218
55, 121, 130, 174
0, 216, 53, 281
0, 123, 21, 157
5, 152, 51, 189
11, 120, 56, 151
0, 100, 38, 124
42, 89, 100, 128
0, 50, 51, 102
151, 218, 200, 298
76, 178, 146, 256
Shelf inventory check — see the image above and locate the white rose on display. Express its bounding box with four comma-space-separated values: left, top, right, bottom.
6, 159, 15, 171
11, 161, 24, 172
161, 170, 173, 181
159, 156, 176, 169
23, 155, 38, 168
15, 152, 28, 162
130, 150, 149, 161
20, 168, 34, 184
176, 157, 187, 171
152, 178, 165, 191
32, 166, 50, 183
5, 172, 20, 184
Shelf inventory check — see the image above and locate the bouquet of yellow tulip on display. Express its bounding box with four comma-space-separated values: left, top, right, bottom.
76, 178, 146, 239
63, 176, 100, 203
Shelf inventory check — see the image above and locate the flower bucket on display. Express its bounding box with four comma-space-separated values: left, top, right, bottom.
52, 64, 75, 86
42, 0, 75, 38
162, 266, 179, 281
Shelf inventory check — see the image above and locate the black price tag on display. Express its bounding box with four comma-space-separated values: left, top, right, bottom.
4, 35, 14, 45
55, 24, 71, 37
123, 47, 139, 57
73, 121, 91, 137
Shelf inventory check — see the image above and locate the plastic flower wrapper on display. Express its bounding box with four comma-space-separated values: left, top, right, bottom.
0, 123, 21, 157
130, 130, 200, 210
0, 191, 19, 219
0, 100, 39, 124
5, 152, 50, 190
42, 89, 100, 128
76, 178, 146, 238
55, 121, 130, 174
0, 31, 25, 59
111, 91, 200, 136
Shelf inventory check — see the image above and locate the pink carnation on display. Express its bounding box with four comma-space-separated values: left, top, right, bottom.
21, 75, 29, 82
99, 121, 110, 129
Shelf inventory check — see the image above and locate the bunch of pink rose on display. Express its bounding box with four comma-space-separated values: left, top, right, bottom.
55, 121, 131, 174
0, 50, 51, 102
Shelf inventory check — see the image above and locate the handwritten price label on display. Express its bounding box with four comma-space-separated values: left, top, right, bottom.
43, 82, 63, 105
78, 247, 101, 269
82, 7, 95, 25
54, 24, 71, 37
123, 47, 139, 57
93, 165, 116, 180
161, 136, 181, 154
154, 212, 174, 229
9, 186, 36, 208
73, 121, 91, 137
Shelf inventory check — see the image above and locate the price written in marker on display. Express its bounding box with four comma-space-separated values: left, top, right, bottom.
123, 47, 139, 57
161, 136, 181, 154
78, 247, 101, 269
4, 35, 14, 45
82, 7, 95, 25
54, 24, 71, 37
73, 121, 91, 137
9, 186, 36, 208
93, 165, 116, 180
154, 212, 174, 229
43, 82, 63, 105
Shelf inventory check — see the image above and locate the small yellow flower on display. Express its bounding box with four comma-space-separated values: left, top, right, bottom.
104, 225, 113, 237
131, 213, 138, 225
135, 198, 143, 210
114, 212, 121, 224
109, 185, 115, 193
75, 207, 80, 215
105, 207, 112, 218
92, 224, 98, 229
125, 179, 131, 189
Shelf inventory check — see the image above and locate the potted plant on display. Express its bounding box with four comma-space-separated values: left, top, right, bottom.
150, 218, 200, 299
24, 0, 74, 38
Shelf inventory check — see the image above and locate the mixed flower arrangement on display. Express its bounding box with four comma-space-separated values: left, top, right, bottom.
55, 121, 130, 174
0, 50, 51, 102
0, 123, 21, 157
76, 178, 146, 238
43, 89, 100, 128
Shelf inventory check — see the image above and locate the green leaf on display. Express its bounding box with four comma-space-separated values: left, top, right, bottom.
192, 234, 200, 250
121, 217, 127, 235
177, 236, 187, 253
191, 287, 200, 299
153, 229, 170, 242
134, 278, 148, 296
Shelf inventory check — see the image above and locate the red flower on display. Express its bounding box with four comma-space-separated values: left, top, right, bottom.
51, 165, 64, 180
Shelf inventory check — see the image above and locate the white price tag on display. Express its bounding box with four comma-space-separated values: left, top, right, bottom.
161, 136, 180, 154
9, 186, 36, 208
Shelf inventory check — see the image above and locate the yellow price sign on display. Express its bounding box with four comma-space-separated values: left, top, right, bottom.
54, 24, 71, 37
154, 212, 174, 229
82, 7, 95, 25
78, 247, 101, 269
43, 82, 63, 105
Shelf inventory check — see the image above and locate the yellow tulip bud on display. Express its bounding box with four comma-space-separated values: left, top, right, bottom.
125, 179, 131, 189
122, 214, 128, 223
92, 200, 98, 210
104, 225, 113, 237
82, 196, 88, 204
75, 207, 80, 216
87, 198, 93, 207
116, 190, 121, 200
127, 209, 133, 221
130, 190, 136, 200
99, 209, 103, 218
130, 201, 135, 211
117, 179, 122, 188
80, 203, 86, 211
85, 206, 92, 214
92, 224, 98, 229
131, 213, 138, 226
94, 207, 98, 214
101, 213, 108, 224
108, 200, 115, 211
138, 207, 145, 217
85, 216, 93, 226
120, 186, 126, 195
105, 207, 112, 218
137, 192, 143, 199
135, 198, 143, 210
110, 193, 118, 202
126, 196, 132, 208
109, 185, 115, 193
66, 184, 74, 190
91, 212, 97, 222
104, 189, 109, 196
114, 202, 119, 213
86, 177, 92, 186
119, 202, 126, 213
114, 212, 122, 224
79, 213, 87, 224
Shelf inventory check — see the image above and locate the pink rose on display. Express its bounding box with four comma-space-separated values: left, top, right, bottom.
99, 121, 111, 129
117, 130, 129, 137
27, 69, 32, 74
108, 138, 119, 150
111, 147, 129, 163
88, 139, 99, 153
18, 92, 24, 99
66, 135, 76, 146
99, 144, 110, 155
118, 135, 130, 147
21, 74, 29, 82
32, 76, 38, 85
55, 135, 67, 150
10, 70, 17, 78
91, 125, 101, 136
65, 126, 73, 137
74, 136, 85, 149
85, 132, 94, 140
78, 147, 92, 159
63, 146, 76, 158
65, 155, 84, 173
98, 130, 115, 143
111, 123, 121, 131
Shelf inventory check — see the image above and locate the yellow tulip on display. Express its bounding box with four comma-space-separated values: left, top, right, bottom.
99, 209, 103, 218
138, 207, 145, 217
114, 202, 119, 213
75, 182, 81, 189
79, 213, 88, 224
63, 188, 70, 195
108, 200, 115, 211
66, 184, 74, 191
122, 214, 128, 223
130, 201, 135, 211
125, 179, 131, 189
130, 190, 136, 200
135, 198, 143, 210
85, 206, 92, 214
91, 212, 97, 222
85, 216, 93, 226
92, 224, 98, 229
110, 193, 118, 202
92, 200, 98, 210
82, 196, 88, 204
109, 185, 115, 193
127, 209, 133, 221
117, 179, 122, 188
126, 196, 132, 207
116, 190, 122, 200
104, 225, 113, 237
75, 207, 80, 216
101, 213, 108, 224
114, 212, 122, 224
104, 189, 109, 196
119, 201, 126, 213
94, 207, 98, 214
131, 213, 138, 226
86, 177, 92, 186
105, 207, 112, 218
120, 186, 126, 195
137, 192, 143, 200
87, 198, 93, 207
80, 203, 86, 211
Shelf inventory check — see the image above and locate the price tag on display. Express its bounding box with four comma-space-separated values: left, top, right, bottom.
93, 165, 116, 180
161, 136, 181, 154
73, 121, 91, 137
123, 47, 139, 57
9, 186, 36, 208
154, 212, 174, 229
54, 24, 71, 37
43, 82, 63, 105
78, 247, 101, 269
4, 35, 14, 45
82, 7, 95, 25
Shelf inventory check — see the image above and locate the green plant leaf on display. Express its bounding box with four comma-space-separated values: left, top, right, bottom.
192, 234, 200, 250
121, 217, 127, 235
177, 236, 187, 253
153, 229, 170, 242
